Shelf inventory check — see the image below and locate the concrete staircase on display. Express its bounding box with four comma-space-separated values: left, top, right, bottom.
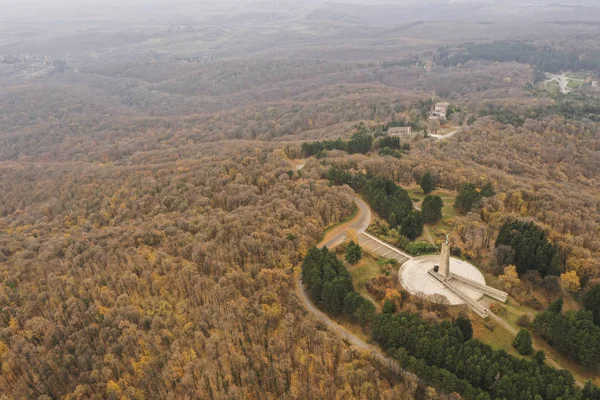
448, 273, 508, 303
428, 270, 491, 318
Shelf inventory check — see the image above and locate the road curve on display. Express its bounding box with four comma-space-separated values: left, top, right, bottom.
321, 198, 371, 249
295, 197, 406, 375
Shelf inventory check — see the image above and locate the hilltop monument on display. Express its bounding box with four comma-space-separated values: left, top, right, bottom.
399, 234, 508, 318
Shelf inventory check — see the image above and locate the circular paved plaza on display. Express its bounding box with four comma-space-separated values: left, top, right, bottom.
398, 255, 486, 305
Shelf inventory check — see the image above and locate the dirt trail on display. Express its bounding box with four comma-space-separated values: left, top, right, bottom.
429, 128, 463, 140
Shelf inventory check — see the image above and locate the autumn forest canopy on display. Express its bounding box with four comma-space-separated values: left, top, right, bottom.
1, 0, 600, 399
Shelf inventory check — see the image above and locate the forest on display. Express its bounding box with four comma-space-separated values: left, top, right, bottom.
533, 299, 600, 369
372, 312, 587, 400
299, 240, 595, 399
435, 40, 600, 74
495, 221, 562, 277
301, 246, 375, 325
2, 0, 600, 398
326, 168, 423, 240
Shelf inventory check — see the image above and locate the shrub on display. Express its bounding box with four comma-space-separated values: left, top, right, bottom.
383, 299, 397, 314
405, 241, 437, 255
517, 314, 532, 328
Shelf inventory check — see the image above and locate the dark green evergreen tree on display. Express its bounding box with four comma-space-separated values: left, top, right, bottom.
355, 301, 376, 326
584, 284, 600, 326
400, 211, 423, 241
547, 297, 564, 314
513, 329, 534, 355
343, 291, 364, 314
421, 195, 444, 224
383, 299, 397, 314
454, 183, 482, 214
582, 382, 600, 400
455, 315, 473, 341
345, 241, 362, 264
495, 220, 560, 276
420, 171, 434, 194
533, 306, 600, 368
534, 350, 546, 364
480, 182, 495, 197
347, 130, 373, 154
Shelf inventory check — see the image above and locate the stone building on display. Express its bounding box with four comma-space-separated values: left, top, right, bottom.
430, 102, 450, 120
388, 126, 412, 137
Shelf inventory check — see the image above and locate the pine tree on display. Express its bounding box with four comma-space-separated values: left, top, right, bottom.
383, 299, 397, 314
548, 297, 564, 313
422, 195, 444, 224
345, 241, 362, 264
513, 329, 533, 355
454, 183, 482, 214
584, 284, 600, 326
400, 212, 423, 241
455, 315, 473, 341
420, 171, 434, 194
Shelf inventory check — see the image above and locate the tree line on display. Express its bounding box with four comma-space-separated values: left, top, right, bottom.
495, 220, 562, 277
326, 168, 423, 240
372, 311, 598, 400
301, 246, 375, 326
435, 40, 600, 74
533, 298, 600, 369
301, 123, 410, 159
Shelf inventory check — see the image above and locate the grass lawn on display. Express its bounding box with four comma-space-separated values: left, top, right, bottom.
567, 79, 585, 89
345, 253, 384, 303
567, 72, 588, 80
546, 80, 560, 95
472, 317, 523, 358
412, 186, 458, 243
438, 125, 460, 135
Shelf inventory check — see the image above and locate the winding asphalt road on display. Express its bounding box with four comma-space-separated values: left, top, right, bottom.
320, 198, 371, 249
294, 197, 406, 375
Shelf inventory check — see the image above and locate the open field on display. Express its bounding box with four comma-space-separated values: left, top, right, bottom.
344, 253, 385, 311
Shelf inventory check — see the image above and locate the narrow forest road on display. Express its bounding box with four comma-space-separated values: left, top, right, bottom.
294, 197, 406, 376
429, 127, 463, 140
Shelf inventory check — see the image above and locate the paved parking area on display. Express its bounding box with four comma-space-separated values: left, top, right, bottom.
358, 232, 412, 265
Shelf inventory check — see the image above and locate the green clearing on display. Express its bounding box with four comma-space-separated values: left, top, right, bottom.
567, 79, 585, 89
345, 253, 383, 297
472, 318, 523, 358
546, 80, 560, 95
416, 187, 458, 243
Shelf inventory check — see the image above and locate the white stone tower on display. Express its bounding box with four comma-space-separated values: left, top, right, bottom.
439, 234, 450, 279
